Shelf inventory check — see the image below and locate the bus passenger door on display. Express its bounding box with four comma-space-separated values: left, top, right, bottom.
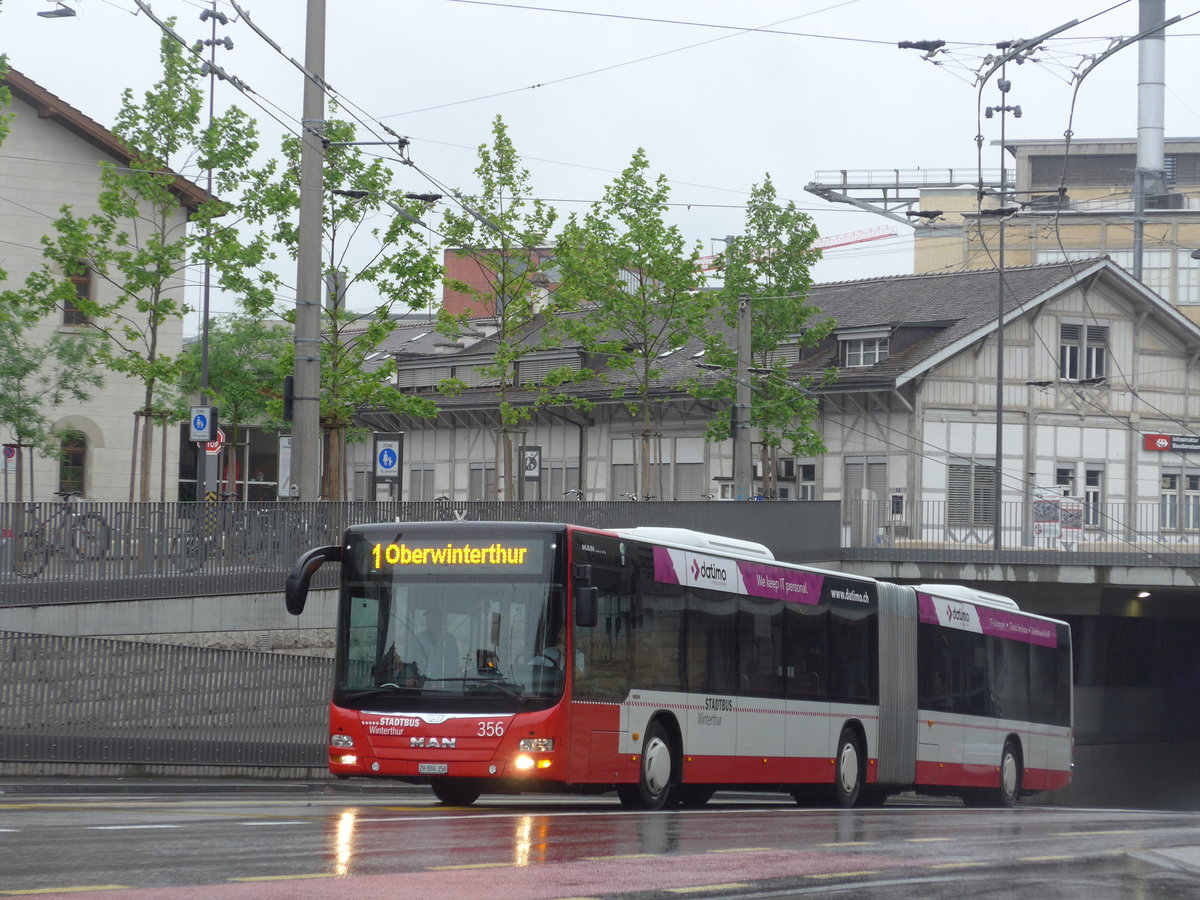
917, 626, 967, 786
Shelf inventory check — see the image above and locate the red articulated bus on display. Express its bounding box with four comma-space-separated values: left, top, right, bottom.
285, 521, 1072, 808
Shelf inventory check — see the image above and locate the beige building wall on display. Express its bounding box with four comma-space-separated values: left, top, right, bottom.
1, 89, 186, 501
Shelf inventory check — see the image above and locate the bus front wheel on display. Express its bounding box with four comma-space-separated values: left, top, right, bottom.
431, 779, 481, 806
620, 720, 677, 810
831, 727, 864, 808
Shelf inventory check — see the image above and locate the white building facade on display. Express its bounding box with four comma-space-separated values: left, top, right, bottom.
349, 259, 1200, 554
1, 69, 201, 502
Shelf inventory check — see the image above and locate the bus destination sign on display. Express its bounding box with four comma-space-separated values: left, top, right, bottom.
370, 540, 544, 574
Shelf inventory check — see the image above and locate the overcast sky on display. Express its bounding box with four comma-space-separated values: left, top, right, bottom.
5, 0, 1199, 327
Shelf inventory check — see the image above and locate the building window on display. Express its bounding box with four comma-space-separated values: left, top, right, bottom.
1187, 474, 1200, 531
1059, 323, 1107, 380
611, 463, 635, 500
948, 458, 996, 527
58, 432, 86, 494
468, 464, 496, 501
410, 466, 435, 501
64, 270, 91, 326
1055, 465, 1076, 496
674, 462, 705, 500
545, 463, 581, 500
1161, 473, 1181, 529
1084, 467, 1104, 527
797, 463, 816, 501
844, 457, 887, 523
844, 337, 889, 368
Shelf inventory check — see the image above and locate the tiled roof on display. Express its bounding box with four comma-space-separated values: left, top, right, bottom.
2, 67, 213, 212
364, 257, 1200, 419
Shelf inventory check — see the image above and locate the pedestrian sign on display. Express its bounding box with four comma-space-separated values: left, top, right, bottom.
373, 432, 403, 484
189, 405, 218, 442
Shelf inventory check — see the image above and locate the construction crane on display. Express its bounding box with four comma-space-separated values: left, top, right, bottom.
696, 225, 896, 271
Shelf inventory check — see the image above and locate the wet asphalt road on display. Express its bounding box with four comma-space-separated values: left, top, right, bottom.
2, 781, 1200, 898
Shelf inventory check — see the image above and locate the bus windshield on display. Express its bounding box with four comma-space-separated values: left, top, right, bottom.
334, 526, 567, 712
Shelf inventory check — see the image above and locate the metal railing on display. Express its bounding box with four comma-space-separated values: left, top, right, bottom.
810, 168, 1014, 188
0, 500, 842, 607
840, 499, 1200, 566
7, 496, 1200, 607
0, 631, 330, 769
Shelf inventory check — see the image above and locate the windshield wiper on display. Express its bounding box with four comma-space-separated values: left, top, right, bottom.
341, 684, 420, 700
422, 677, 526, 699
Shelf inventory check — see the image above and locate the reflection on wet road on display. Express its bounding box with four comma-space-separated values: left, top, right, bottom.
2, 791, 1200, 898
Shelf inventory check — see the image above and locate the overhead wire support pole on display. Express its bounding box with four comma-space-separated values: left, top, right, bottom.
293, 0, 326, 501
735, 288, 753, 502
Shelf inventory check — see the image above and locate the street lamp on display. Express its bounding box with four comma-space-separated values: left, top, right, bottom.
37, 2, 76, 17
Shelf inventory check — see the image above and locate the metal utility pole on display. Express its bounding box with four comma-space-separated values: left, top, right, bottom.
198, 1, 231, 503
292, 0, 326, 500
734, 290, 753, 501
1134, 0, 1168, 280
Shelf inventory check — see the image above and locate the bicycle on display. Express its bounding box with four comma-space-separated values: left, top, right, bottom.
171, 493, 273, 572
12, 490, 111, 578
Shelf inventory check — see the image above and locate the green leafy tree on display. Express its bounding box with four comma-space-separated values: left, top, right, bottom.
28, 30, 262, 500
177, 312, 292, 489
556, 148, 709, 498
440, 115, 589, 499
698, 175, 835, 497
243, 118, 441, 500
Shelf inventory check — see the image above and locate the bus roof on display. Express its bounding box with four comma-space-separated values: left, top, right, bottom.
610, 527, 775, 560
914, 584, 1020, 611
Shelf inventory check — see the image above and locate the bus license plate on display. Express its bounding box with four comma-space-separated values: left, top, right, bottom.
418, 763, 449, 775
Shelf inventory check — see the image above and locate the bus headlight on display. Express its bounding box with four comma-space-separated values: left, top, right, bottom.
337, 755, 358, 766
514, 754, 536, 771
331, 734, 354, 749
518, 738, 554, 752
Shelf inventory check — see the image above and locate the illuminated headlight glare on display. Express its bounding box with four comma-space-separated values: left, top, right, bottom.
338, 754, 358, 765
330, 734, 354, 749
514, 754, 535, 771
518, 738, 555, 752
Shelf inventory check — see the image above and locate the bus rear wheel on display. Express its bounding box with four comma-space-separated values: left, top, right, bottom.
431, 779, 481, 806
963, 740, 1022, 808
831, 727, 864, 808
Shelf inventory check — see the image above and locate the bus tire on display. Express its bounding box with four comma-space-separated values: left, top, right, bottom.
431, 779, 481, 806
831, 726, 864, 808
632, 720, 677, 810
998, 739, 1022, 808
676, 785, 715, 808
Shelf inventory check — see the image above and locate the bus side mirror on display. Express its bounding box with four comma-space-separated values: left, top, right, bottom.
575, 586, 598, 628
285, 545, 342, 615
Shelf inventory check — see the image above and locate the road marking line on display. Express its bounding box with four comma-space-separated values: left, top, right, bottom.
1054, 830, 1138, 837
429, 862, 514, 870
1021, 855, 1071, 862
819, 841, 874, 847
0, 888, 132, 896
931, 862, 985, 870
667, 885, 751, 894
237, 821, 310, 826
906, 837, 953, 842
808, 871, 880, 879
581, 854, 658, 861
706, 848, 772, 853
88, 824, 181, 830
230, 874, 336, 882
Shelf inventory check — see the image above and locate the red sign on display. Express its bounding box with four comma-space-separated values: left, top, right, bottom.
1144, 433, 1200, 452
205, 427, 226, 456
